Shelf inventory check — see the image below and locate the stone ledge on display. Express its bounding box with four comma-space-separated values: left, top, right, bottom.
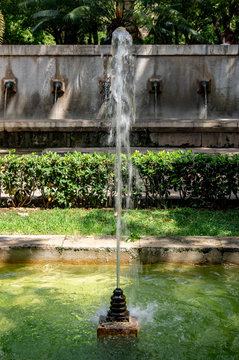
42, 147, 239, 156
0, 235, 239, 265
1, 147, 239, 156
1, 119, 239, 133
0, 45, 238, 57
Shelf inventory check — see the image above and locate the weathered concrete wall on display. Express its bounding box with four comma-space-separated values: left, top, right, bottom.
0, 119, 239, 149
1, 235, 239, 265
0, 45, 239, 121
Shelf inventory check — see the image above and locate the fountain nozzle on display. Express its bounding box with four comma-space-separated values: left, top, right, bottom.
54, 81, 62, 91
148, 78, 162, 93
5, 81, 14, 91
97, 287, 138, 337
197, 80, 211, 94
152, 81, 160, 91
2, 78, 17, 93
200, 81, 209, 93
106, 288, 130, 322
51, 78, 65, 95
51, 79, 65, 103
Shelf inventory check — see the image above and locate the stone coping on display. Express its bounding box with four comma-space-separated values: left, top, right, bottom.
0, 147, 238, 156
43, 147, 239, 156
1, 119, 239, 132
0, 235, 239, 265
0, 44, 238, 56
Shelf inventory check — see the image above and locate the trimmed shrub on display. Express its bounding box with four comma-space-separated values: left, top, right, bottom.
0, 150, 238, 208
1, 151, 38, 207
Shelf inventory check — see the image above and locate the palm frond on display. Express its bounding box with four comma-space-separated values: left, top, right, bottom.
0, 10, 5, 44
64, 6, 90, 23
31, 19, 52, 32
20, 0, 38, 7
32, 9, 60, 20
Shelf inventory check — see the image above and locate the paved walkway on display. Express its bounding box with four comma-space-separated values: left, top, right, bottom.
0, 235, 239, 265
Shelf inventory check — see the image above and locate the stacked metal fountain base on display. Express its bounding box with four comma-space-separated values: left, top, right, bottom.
97, 288, 139, 338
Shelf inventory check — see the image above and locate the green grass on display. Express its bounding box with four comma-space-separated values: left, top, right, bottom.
0, 207, 239, 236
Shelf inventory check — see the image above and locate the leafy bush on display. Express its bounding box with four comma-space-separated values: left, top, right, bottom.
132, 151, 173, 207
0, 150, 238, 208
1, 150, 38, 207
36, 152, 115, 208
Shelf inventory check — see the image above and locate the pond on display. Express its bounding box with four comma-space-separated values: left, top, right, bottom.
0, 263, 238, 360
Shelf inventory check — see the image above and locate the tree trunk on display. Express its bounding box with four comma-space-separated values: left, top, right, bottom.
118, 1, 134, 11
118, 1, 141, 42
53, 28, 63, 44
93, 28, 98, 45
174, 26, 179, 45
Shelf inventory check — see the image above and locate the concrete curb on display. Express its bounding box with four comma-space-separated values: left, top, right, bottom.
0, 235, 239, 265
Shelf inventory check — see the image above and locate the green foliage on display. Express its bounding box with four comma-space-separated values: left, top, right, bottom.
1, 207, 239, 236
134, 0, 239, 44
1, 0, 239, 44
132, 150, 173, 207
36, 151, 115, 208
134, 0, 202, 44
125, 231, 141, 242
1, 151, 38, 206
0, 150, 239, 209
19, 0, 118, 44
1, 0, 55, 44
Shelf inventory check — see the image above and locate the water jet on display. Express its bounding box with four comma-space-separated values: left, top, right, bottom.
197, 80, 211, 120
148, 78, 162, 119
97, 27, 138, 338
51, 78, 65, 104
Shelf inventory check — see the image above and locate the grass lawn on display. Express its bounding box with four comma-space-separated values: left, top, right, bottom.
0, 207, 238, 236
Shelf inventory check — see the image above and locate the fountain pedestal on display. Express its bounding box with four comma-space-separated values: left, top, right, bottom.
97, 288, 139, 337
97, 316, 139, 338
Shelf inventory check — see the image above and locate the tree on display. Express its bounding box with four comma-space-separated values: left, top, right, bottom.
1, 0, 53, 44
21, 0, 85, 44
1, 0, 239, 44
133, 0, 201, 44
195, 0, 239, 43
21, 0, 123, 44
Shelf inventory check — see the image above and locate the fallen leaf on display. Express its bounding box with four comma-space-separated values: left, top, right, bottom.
114, 212, 118, 217
159, 218, 174, 223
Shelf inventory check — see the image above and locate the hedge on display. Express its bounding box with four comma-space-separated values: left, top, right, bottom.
1, 150, 238, 208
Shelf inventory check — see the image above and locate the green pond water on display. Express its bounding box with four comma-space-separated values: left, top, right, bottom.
0, 263, 239, 360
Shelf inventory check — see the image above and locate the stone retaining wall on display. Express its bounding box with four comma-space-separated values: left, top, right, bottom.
1, 45, 239, 148
0, 235, 239, 265
1, 44, 239, 121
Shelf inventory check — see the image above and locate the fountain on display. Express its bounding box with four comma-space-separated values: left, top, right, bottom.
2, 78, 17, 118
198, 80, 211, 120
148, 78, 162, 119
51, 79, 65, 104
97, 27, 138, 338
0, 44, 238, 149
